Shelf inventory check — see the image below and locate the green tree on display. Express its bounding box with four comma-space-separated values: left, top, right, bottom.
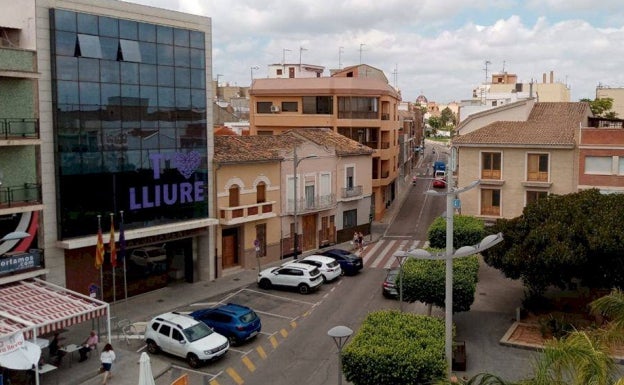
440, 107, 457, 127
580, 97, 618, 118
428, 215, 487, 249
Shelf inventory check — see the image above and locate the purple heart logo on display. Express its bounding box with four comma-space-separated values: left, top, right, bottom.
174, 151, 201, 179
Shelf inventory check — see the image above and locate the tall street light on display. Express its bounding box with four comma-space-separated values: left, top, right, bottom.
250, 65, 259, 85
293, 146, 317, 260
327, 325, 353, 385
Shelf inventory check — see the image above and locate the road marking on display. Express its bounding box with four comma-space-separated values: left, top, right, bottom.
226, 367, 244, 385
242, 288, 318, 305
370, 240, 398, 268
256, 346, 267, 359
228, 347, 249, 354
242, 356, 256, 372
280, 328, 289, 338
290, 320, 297, 329
254, 309, 293, 319
209, 379, 220, 385
269, 335, 278, 349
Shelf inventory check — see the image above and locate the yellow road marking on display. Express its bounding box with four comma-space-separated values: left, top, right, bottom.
209, 379, 220, 385
242, 356, 256, 372
256, 346, 267, 359
280, 328, 289, 338
226, 367, 244, 385
290, 320, 297, 328
270, 335, 278, 349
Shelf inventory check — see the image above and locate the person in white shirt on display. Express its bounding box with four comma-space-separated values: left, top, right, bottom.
99, 343, 116, 385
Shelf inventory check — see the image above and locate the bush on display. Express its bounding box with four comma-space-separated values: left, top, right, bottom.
428, 215, 486, 249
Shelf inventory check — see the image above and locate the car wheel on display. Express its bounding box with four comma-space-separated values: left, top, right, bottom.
298, 283, 310, 294
146, 340, 159, 354
322, 274, 328, 283
187, 353, 200, 369
258, 278, 272, 290
340, 269, 345, 276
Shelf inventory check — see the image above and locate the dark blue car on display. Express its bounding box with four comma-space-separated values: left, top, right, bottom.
319, 248, 363, 275
190, 303, 261, 345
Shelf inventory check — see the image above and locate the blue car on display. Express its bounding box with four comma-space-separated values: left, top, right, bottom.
319, 248, 363, 276
190, 303, 261, 345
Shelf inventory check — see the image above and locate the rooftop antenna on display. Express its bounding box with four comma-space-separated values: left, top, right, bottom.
359, 43, 366, 64
392, 64, 398, 88
299, 46, 307, 68
502, 60, 506, 73
484, 60, 491, 84
338, 46, 344, 69
282, 48, 291, 65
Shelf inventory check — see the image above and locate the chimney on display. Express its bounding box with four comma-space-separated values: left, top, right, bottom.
550, 71, 554, 83
543, 73, 546, 83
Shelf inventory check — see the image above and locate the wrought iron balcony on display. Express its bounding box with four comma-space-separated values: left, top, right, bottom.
286, 194, 335, 214
341, 185, 363, 199
0, 118, 39, 139
0, 183, 42, 208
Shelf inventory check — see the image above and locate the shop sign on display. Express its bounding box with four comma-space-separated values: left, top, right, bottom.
0, 332, 24, 356
0, 250, 42, 274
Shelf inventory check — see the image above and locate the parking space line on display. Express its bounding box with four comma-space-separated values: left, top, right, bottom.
226, 367, 244, 385
241, 288, 319, 305
254, 309, 295, 319
269, 335, 279, 349
256, 346, 267, 359
290, 320, 297, 329
280, 328, 289, 338
209, 379, 220, 385
242, 356, 256, 372
228, 347, 250, 355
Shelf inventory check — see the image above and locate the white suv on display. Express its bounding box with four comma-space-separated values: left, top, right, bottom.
257, 262, 323, 294
295, 255, 342, 282
144, 312, 229, 368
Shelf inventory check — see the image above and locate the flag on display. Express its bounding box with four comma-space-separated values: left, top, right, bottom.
118, 215, 126, 263
109, 218, 117, 268
95, 224, 104, 269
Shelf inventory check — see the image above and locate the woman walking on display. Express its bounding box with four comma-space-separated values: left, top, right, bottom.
100, 343, 116, 385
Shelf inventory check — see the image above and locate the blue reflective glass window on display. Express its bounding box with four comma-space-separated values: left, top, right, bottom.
120, 62, 139, 84
190, 69, 205, 89
189, 30, 204, 49
174, 28, 189, 47
139, 64, 157, 86
157, 25, 173, 45
175, 68, 190, 88
77, 13, 98, 34
102, 151, 121, 172
139, 42, 156, 64
119, 39, 142, 62
190, 48, 205, 69
54, 10, 76, 32
140, 86, 158, 107
119, 19, 138, 40
76, 34, 102, 58
174, 46, 189, 68
100, 37, 119, 60
158, 87, 175, 107
159, 129, 176, 149
78, 57, 100, 82
157, 44, 173, 65
56, 56, 78, 80
175, 88, 191, 108
99, 16, 118, 37
158, 66, 174, 87
100, 61, 120, 83
139, 22, 156, 42
55, 31, 76, 57
121, 85, 140, 102
125, 150, 142, 170
101, 84, 120, 106
191, 89, 206, 110
79, 82, 100, 105
57, 81, 79, 105
140, 131, 159, 150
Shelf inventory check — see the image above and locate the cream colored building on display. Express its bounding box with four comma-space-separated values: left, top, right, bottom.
596, 86, 624, 118
453, 102, 591, 221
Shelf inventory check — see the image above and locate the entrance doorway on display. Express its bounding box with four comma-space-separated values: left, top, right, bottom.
222, 227, 239, 268
302, 214, 316, 252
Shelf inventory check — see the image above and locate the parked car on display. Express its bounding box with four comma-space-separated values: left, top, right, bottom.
190, 303, 261, 345
296, 255, 342, 282
130, 246, 167, 267
433, 170, 446, 188
319, 248, 363, 276
144, 311, 229, 368
382, 268, 400, 299
257, 262, 323, 294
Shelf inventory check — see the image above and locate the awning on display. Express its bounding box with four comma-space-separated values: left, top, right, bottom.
0, 278, 109, 339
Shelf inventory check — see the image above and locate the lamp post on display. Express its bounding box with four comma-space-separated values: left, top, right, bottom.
327, 325, 353, 385
250, 65, 259, 85
292, 146, 318, 260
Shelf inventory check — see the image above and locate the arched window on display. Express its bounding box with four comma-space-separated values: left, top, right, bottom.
229, 184, 240, 207
256, 182, 266, 203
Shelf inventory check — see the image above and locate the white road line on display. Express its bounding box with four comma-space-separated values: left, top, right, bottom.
370, 240, 398, 268
241, 288, 319, 306
253, 310, 296, 319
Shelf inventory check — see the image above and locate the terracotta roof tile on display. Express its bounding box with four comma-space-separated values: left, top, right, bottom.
281, 128, 375, 156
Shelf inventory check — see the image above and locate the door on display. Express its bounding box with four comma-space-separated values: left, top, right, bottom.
302, 214, 316, 251
222, 228, 239, 268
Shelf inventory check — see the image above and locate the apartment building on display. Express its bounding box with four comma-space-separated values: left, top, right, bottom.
249, 64, 402, 220
578, 117, 624, 193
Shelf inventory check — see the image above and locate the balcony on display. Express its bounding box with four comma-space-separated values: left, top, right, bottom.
0, 183, 42, 209
219, 201, 277, 225
381, 113, 390, 120
286, 194, 335, 214
0, 48, 38, 78
341, 185, 363, 199
0, 118, 39, 140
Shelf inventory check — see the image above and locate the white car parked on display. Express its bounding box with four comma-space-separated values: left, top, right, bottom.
144, 312, 229, 368
257, 262, 323, 294
297, 255, 342, 282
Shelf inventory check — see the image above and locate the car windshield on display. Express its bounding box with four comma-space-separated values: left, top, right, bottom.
327, 261, 339, 268
183, 321, 213, 342
309, 267, 321, 276
240, 311, 258, 323
146, 249, 165, 258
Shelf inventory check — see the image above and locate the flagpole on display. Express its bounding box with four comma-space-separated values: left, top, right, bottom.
97, 215, 104, 301
110, 213, 116, 304
120, 210, 128, 306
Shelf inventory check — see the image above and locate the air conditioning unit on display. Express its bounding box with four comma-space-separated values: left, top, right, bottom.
270, 105, 280, 113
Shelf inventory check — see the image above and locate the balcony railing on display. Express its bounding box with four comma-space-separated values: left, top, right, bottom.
381, 113, 390, 120
381, 170, 390, 179
380, 141, 390, 149
0, 183, 42, 208
337, 111, 378, 119
0, 48, 37, 73
0, 118, 39, 139
341, 185, 363, 198
219, 201, 275, 224
287, 194, 335, 214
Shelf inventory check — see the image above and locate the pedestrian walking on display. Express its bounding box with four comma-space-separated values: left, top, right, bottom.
357, 232, 364, 251
353, 231, 359, 251
100, 343, 116, 385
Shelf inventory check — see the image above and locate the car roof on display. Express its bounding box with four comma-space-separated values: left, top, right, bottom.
282, 262, 319, 271
303, 255, 336, 264
192, 303, 252, 317
152, 312, 199, 328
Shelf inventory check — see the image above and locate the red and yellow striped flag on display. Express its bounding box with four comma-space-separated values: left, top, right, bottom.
109, 219, 117, 268
95, 225, 104, 269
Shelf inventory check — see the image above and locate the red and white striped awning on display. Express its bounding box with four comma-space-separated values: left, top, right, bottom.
0, 278, 108, 339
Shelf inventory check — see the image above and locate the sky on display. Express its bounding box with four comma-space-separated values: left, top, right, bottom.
122, 0, 624, 104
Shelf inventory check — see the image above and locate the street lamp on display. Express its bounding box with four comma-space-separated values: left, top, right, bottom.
292, 146, 317, 260
250, 65, 259, 85
327, 325, 353, 385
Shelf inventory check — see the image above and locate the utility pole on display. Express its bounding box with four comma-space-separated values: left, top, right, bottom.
338, 46, 344, 69
359, 43, 366, 64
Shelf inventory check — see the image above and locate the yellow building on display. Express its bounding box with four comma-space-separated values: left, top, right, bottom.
249, 64, 402, 220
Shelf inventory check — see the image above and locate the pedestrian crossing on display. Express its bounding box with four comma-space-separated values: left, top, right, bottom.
359, 238, 430, 270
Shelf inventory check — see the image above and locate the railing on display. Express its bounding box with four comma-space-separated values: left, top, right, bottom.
287, 194, 335, 213
527, 172, 549, 182
480, 206, 500, 216
381, 113, 390, 120
0, 183, 42, 207
341, 185, 363, 198
481, 169, 501, 180
380, 141, 390, 149
0, 118, 39, 139
219, 201, 274, 223
337, 111, 378, 119
381, 170, 390, 179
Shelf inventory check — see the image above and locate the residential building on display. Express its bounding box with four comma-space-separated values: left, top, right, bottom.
596, 86, 624, 118
249, 64, 402, 220
268, 62, 324, 78
578, 117, 624, 193
453, 102, 591, 221
28, 0, 216, 300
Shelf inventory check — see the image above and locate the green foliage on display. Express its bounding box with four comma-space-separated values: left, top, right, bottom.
341, 310, 446, 385
428, 215, 487, 249
483, 189, 624, 298
440, 107, 457, 127
400, 253, 480, 313
580, 97, 617, 118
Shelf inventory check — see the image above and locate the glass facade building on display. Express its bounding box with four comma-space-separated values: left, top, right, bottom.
50, 9, 209, 239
